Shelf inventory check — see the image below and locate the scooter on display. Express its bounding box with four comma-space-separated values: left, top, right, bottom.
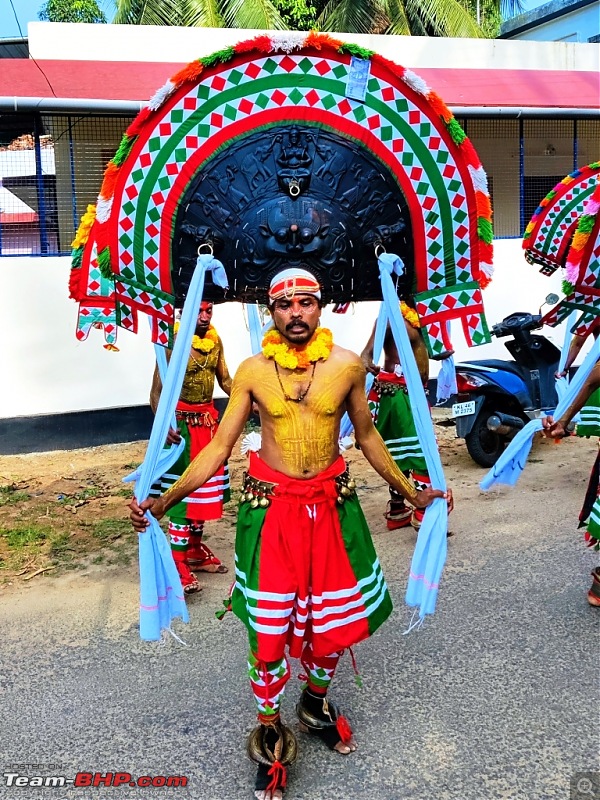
452, 295, 561, 467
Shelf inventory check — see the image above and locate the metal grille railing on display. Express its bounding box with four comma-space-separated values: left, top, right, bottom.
0, 112, 598, 256
0, 112, 132, 256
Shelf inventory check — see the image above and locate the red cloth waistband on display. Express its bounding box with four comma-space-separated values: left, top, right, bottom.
249, 452, 345, 502
377, 371, 407, 386
377, 371, 427, 389
176, 400, 217, 414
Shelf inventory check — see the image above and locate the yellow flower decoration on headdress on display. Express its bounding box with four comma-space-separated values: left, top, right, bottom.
71, 204, 97, 250
400, 301, 420, 329
262, 327, 333, 370
174, 321, 218, 353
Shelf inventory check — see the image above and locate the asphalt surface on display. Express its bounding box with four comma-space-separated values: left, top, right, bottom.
1, 459, 599, 800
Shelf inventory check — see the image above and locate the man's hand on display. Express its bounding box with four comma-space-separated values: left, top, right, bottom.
554, 369, 567, 379
129, 497, 165, 532
541, 416, 567, 438
414, 487, 454, 513
166, 426, 182, 445
361, 355, 380, 376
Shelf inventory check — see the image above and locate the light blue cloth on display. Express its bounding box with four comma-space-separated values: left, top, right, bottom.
247, 303, 263, 356
339, 299, 387, 440
377, 254, 448, 621
481, 336, 600, 490
555, 310, 579, 415
134, 253, 228, 640
122, 343, 185, 486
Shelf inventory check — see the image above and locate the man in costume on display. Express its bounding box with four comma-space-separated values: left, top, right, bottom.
149, 300, 232, 594
555, 320, 600, 437
542, 359, 600, 606
131, 267, 452, 800
361, 299, 451, 532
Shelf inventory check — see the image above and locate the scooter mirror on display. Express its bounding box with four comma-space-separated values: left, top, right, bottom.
545, 293, 560, 305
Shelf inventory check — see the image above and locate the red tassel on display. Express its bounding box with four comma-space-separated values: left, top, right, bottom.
266, 761, 287, 792
68, 268, 82, 300
371, 52, 405, 81
235, 35, 273, 54
336, 715, 353, 744
460, 138, 480, 169
125, 106, 153, 138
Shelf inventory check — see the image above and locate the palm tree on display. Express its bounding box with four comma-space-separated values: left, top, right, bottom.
112, 0, 525, 37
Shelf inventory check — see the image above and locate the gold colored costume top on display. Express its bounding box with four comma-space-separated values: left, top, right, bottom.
179, 341, 221, 404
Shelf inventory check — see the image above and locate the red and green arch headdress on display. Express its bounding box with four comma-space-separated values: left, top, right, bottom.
70, 31, 493, 356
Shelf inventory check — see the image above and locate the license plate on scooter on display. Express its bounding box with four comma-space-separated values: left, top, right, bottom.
451, 400, 476, 418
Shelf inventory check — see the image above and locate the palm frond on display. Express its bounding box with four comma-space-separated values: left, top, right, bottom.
112, 0, 186, 25
383, 0, 411, 35
182, 0, 224, 27
220, 0, 288, 29
404, 0, 483, 36
319, 0, 388, 34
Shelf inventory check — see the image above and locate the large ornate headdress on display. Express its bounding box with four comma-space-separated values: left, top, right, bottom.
69, 31, 493, 356
523, 163, 600, 336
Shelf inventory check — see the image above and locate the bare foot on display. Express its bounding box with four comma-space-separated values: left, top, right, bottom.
255, 790, 283, 800
333, 738, 357, 754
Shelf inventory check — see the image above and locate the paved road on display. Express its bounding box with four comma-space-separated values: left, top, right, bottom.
1, 450, 599, 800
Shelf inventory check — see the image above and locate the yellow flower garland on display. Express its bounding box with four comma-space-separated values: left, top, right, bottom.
174, 321, 218, 353
400, 301, 420, 329
71, 204, 97, 250
262, 327, 333, 370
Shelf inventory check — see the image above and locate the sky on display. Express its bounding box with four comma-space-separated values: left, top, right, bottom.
1, 0, 551, 39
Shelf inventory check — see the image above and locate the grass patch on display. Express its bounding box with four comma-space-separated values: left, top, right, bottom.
114, 486, 133, 498
59, 487, 100, 505
0, 483, 30, 506
48, 532, 74, 559
2, 524, 48, 549
92, 517, 132, 542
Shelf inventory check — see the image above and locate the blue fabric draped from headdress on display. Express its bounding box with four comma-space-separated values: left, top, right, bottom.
480, 334, 600, 491
132, 253, 229, 641
338, 301, 387, 441
554, 310, 580, 414
377, 253, 448, 625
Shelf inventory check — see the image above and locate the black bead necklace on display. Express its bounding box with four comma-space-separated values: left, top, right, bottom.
274, 361, 317, 402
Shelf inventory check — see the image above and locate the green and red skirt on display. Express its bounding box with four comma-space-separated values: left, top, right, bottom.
231, 453, 392, 661
150, 400, 230, 522
369, 371, 428, 476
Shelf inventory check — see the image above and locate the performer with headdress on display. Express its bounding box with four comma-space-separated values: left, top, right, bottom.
130, 266, 452, 800
555, 319, 600, 438
542, 361, 600, 605
149, 300, 232, 594
361, 296, 453, 531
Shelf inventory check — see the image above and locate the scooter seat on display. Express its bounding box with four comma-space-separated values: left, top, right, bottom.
457, 359, 528, 379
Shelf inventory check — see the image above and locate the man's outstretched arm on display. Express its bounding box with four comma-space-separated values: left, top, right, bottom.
543, 361, 600, 438
130, 362, 254, 530
345, 361, 452, 510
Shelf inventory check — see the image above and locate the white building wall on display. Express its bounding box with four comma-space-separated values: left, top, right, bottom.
27, 22, 600, 72
507, 4, 600, 42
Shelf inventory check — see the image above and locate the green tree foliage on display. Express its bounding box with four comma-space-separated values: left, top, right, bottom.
38, 0, 107, 23
112, 0, 524, 37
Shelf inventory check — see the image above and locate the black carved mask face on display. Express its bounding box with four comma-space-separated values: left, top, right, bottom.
172, 125, 413, 306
